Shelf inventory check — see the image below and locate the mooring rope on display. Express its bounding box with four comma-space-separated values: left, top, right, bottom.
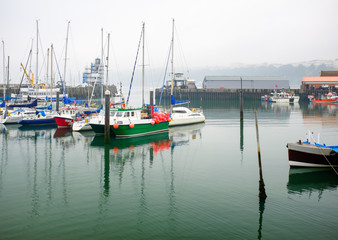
317, 145, 338, 175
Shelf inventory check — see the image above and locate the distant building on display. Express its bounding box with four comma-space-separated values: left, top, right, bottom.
166, 73, 196, 89
202, 76, 289, 89
82, 58, 104, 86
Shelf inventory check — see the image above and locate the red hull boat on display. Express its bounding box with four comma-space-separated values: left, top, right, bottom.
54, 116, 74, 128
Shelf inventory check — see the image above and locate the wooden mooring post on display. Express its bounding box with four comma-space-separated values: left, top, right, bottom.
104, 90, 110, 144
254, 110, 267, 199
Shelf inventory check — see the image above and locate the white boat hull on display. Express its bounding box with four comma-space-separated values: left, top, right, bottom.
72, 120, 92, 131
169, 107, 205, 127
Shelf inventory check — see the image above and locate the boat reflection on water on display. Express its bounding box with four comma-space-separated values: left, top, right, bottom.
287, 168, 338, 199
305, 102, 338, 117
169, 123, 204, 149
91, 132, 170, 153
53, 128, 72, 138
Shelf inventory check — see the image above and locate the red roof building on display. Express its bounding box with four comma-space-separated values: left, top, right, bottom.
301, 76, 338, 90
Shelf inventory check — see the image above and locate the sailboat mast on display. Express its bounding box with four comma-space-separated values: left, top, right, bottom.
101, 28, 104, 106
47, 48, 50, 105
170, 19, 175, 112
106, 33, 110, 88
142, 22, 145, 107
2, 40, 5, 101
63, 21, 70, 89
6, 56, 9, 93
35, 20, 39, 100
51, 44, 54, 106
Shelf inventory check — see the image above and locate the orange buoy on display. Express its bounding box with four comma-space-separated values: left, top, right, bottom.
129, 123, 134, 128
150, 120, 155, 125
113, 147, 119, 153
113, 123, 119, 129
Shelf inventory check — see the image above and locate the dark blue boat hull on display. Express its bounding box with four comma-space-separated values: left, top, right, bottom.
18, 118, 56, 126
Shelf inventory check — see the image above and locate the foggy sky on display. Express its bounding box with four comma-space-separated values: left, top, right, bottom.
1, 0, 338, 88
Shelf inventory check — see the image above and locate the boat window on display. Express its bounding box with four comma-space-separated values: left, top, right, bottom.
110, 112, 116, 117
131, 112, 135, 117
125, 112, 130, 117
173, 110, 187, 113
116, 112, 123, 117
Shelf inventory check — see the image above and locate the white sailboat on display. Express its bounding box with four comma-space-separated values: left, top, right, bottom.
168, 19, 205, 127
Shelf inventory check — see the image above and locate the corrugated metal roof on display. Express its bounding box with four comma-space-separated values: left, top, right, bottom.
204, 76, 287, 81
302, 76, 338, 83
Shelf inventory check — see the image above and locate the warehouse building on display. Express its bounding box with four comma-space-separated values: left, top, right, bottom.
202, 76, 289, 89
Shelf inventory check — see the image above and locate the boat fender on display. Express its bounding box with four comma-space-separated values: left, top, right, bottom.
121, 103, 126, 109
113, 123, 119, 129
129, 123, 134, 128
192, 108, 196, 112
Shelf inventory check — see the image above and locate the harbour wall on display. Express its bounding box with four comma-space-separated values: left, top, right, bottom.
155, 88, 315, 105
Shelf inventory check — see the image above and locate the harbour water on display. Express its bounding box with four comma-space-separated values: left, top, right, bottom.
0, 101, 338, 239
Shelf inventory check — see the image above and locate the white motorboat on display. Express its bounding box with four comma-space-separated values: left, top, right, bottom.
169, 106, 205, 127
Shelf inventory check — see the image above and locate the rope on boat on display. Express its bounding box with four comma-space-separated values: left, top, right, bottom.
317, 145, 338, 175
307, 130, 338, 175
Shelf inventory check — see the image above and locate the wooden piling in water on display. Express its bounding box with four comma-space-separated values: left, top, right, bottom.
104, 90, 110, 144
254, 110, 267, 199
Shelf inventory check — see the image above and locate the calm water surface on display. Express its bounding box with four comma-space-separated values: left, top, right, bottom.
0, 101, 338, 240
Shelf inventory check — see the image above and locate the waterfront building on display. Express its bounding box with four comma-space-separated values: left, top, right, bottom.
302, 71, 338, 90
202, 76, 289, 89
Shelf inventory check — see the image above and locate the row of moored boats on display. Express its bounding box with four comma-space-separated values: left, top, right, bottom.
261, 91, 338, 103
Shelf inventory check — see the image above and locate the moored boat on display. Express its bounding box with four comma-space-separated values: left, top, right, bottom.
90, 107, 169, 138
287, 133, 338, 168
308, 92, 338, 103
72, 117, 92, 131
18, 110, 57, 126
166, 20, 205, 127
269, 91, 299, 103
54, 106, 80, 128
0, 108, 37, 124
169, 106, 205, 127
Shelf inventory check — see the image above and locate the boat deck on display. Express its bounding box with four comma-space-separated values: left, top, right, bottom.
303, 142, 338, 152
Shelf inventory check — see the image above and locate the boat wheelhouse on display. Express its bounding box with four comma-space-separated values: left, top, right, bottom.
89, 107, 169, 138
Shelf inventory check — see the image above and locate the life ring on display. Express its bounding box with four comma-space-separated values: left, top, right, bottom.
121, 103, 126, 109
192, 108, 196, 112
